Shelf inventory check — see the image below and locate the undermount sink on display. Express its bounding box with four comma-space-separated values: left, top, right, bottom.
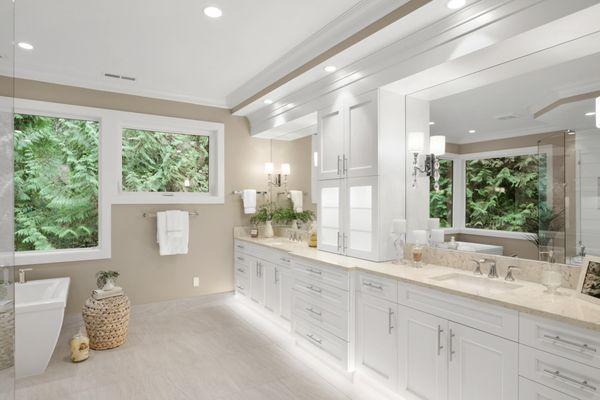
431, 273, 522, 294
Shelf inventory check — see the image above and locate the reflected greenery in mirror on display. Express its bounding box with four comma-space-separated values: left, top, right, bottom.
430, 159, 453, 228
465, 155, 541, 233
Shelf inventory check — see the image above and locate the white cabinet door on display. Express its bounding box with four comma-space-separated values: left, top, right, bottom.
250, 258, 265, 305
279, 268, 293, 321
345, 176, 378, 260
318, 179, 344, 254
397, 306, 448, 400
356, 292, 398, 390
318, 104, 344, 180
264, 261, 280, 315
448, 322, 518, 400
346, 91, 378, 178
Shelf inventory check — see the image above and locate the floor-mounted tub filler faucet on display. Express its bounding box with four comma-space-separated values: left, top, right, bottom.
18, 268, 33, 284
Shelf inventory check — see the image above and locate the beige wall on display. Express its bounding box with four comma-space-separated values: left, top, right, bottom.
3, 77, 313, 314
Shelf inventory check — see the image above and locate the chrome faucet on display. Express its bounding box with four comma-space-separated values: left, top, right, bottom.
505, 266, 520, 282
471, 259, 484, 275
18, 268, 32, 284
483, 258, 499, 279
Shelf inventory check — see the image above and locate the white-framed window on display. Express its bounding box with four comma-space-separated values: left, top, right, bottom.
431, 147, 547, 240
112, 113, 224, 204
9, 97, 224, 265
12, 98, 112, 265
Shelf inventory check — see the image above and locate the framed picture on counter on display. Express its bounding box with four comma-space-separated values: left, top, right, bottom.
576, 255, 600, 305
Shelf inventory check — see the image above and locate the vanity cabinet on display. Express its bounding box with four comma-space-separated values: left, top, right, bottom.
356, 292, 398, 390
316, 89, 404, 262
264, 261, 280, 314
250, 258, 265, 305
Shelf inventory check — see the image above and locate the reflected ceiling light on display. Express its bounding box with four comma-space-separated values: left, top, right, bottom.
324, 65, 337, 73
566, 130, 575, 136
263, 99, 273, 105
446, 0, 466, 9
203, 6, 223, 18
17, 42, 33, 50
429, 121, 435, 126
468, 129, 476, 134
585, 111, 596, 116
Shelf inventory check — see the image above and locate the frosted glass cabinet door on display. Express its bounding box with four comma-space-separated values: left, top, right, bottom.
448, 322, 518, 400
346, 91, 378, 178
345, 176, 378, 260
318, 105, 344, 180
318, 180, 344, 254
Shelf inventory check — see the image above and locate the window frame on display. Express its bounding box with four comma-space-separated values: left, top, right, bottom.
113, 113, 224, 204
12, 98, 111, 266
437, 147, 547, 240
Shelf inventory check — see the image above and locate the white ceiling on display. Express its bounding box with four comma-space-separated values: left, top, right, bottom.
428, 52, 600, 144
5, 0, 364, 107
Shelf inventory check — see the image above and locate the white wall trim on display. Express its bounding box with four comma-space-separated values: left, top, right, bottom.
445, 227, 532, 240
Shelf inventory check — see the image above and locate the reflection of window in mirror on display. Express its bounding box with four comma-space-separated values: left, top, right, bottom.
429, 159, 453, 228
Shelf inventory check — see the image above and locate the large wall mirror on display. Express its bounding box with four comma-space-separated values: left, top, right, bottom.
404, 49, 600, 267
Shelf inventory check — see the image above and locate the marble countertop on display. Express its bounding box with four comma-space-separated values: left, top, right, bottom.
235, 236, 600, 332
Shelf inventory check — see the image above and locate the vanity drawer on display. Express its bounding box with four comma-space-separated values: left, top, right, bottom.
519, 377, 578, 400
235, 275, 249, 297
293, 292, 349, 341
356, 272, 397, 303
293, 277, 349, 311
398, 282, 518, 340
234, 255, 250, 277
293, 317, 349, 369
293, 260, 349, 291
520, 345, 600, 400
520, 314, 600, 369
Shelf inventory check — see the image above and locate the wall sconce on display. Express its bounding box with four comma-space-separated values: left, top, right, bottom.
264, 162, 291, 191
408, 132, 446, 191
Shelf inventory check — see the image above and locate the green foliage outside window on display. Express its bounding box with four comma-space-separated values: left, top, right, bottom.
429, 159, 453, 228
465, 155, 540, 233
14, 114, 99, 251
121, 129, 209, 193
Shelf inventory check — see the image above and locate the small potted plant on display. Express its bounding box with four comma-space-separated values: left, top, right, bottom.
96, 270, 120, 291
251, 202, 276, 238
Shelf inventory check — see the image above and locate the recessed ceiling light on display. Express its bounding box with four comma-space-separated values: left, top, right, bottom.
263, 99, 273, 105
446, 0, 466, 10
17, 42, 33, 50
324, 65, 337, 73
566, 130, 576, 135
203, 6, 223, 18
429, 121, 435, 126
585, 111, 596, 117
468, 129, 476, 134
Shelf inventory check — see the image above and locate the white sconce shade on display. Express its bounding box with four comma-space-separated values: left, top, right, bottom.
596, 97, 599, 128
430, 135, 446, 156
281, 163, 291, 176
408, 131, 425, 153
264, 162, 274, 175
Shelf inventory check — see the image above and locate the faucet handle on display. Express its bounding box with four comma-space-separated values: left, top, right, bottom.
471, 259, 484, 275
505, 266, 520, 282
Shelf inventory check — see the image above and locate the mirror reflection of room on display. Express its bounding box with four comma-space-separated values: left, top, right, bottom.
406, 52, 600, 266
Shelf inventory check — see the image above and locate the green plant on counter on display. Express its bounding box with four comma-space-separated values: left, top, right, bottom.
96, 270, 120, 289
250, 202, 277, 225
251, 202, 315, 225
295, 210, 315, 223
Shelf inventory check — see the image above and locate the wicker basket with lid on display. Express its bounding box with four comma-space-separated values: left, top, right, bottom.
82, 294, 130, 350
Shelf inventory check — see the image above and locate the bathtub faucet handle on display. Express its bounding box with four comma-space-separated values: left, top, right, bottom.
18, 268, 33, 284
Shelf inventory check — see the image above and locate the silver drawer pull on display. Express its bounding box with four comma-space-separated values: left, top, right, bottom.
305, 307, 322, 317
236, 256, 244, 261
543, 334, 597, 353
543, 369, 597, 392
236, 245, 244, 249
236, 285, 244, 290
280, 257, 291, 263
307, 268, 322, 275
363, 281, 383, 290
306, 285, 322, 293
306, 333, 322, 345
236, 268, 245, 273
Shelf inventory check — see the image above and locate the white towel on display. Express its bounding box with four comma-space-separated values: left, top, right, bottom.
242, 189, 257, 214
289, 190, 303, 212
157, 210, 189, 255
92, 287, 124, 300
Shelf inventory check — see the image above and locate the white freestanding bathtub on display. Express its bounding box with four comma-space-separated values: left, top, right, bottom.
15, 277, 70, 378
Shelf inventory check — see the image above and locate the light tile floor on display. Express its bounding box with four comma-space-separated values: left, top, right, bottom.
15, 293, 395, 400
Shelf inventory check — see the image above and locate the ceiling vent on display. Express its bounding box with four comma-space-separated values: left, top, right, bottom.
494, 113, 520, 121
104, 73, 136, 82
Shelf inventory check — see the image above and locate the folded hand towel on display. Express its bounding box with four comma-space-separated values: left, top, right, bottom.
157, 210, 189, 255
92, 287, 124, 300
242, 189, 257, 214
289, 190, 303, 212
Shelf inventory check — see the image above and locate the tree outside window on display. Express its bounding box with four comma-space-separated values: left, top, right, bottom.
430, 159, 453, 228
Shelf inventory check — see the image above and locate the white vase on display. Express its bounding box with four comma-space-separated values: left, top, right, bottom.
102, 279, 115, 291
264, 221, 274, 238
